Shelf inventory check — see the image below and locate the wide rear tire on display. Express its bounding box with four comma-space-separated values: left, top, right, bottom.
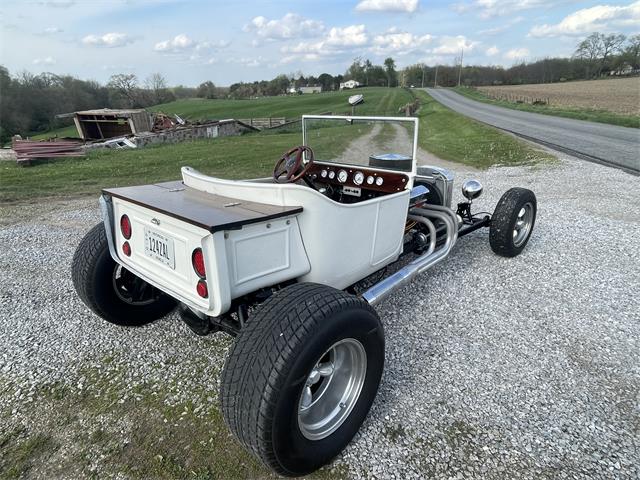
71, 223, 176, 326
220, 283, 384, 477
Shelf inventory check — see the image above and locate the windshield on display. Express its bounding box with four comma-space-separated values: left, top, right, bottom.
302, 116, 417, 173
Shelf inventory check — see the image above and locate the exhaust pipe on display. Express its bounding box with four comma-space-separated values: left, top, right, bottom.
362, 206, 458, 306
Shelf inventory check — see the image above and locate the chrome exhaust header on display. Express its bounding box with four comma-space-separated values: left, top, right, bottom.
362, 205, 458, 306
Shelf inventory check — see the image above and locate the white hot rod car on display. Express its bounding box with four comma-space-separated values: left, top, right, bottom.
72, 115, 537, 476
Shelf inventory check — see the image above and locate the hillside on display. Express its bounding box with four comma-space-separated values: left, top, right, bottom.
150, 87, 413, 120
30, 88, 413, 140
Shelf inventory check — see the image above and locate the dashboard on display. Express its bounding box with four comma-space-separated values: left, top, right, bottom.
305, 163, 409, 200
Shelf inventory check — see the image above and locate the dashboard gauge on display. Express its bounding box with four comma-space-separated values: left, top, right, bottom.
353, 171, 364, 185
366, 175, 375, 185
375, 176, 384, 186
328, 170, 336, 179
320, 169, 328, 178
337, 170, 348, 183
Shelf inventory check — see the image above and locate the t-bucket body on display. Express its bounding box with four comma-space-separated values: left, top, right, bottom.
100, 115, 431, 317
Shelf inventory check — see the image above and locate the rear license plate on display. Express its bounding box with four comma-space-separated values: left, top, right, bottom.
144, 228, 175, 269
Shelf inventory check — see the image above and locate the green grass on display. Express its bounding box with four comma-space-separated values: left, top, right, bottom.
29, 125, 80, 140
416, 90, 554, 169
0, 363, 348, 479
26, 87, 411, 141
453, 86, 640, 129
1, 88, 554, 203
0, 133, 296, 202
150, 87, 412, 120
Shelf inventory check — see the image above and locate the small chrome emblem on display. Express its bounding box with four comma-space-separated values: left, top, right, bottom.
151, 218, 161, 225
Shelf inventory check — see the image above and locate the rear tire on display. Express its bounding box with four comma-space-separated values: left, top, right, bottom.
489, 188, 537, 257
71, 223, 176, 326
220, 283, 384, 477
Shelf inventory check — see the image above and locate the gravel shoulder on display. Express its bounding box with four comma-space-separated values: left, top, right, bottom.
1, 156, 639, 479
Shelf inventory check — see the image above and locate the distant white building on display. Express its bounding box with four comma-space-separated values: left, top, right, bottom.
299, 86, 322, 94
340, 80, 360, 90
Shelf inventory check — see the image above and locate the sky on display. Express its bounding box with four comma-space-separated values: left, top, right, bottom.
1, 0, 638, 86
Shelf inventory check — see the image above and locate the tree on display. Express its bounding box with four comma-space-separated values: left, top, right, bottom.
196, 80, 217, 99
384, 57, 396, 87
363, 59, 373, 86
622, 34, 640, 69
145, 72, 173, 104
318, 73, 334, 91
107, 73, 139, 107
574, 33, 602, 78
598, 33, 626, 75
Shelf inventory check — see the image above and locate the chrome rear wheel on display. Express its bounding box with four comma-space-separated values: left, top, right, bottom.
298, 338, 367, 440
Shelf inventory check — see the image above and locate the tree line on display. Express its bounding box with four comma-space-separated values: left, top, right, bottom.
401, 33, 639, 88
1, 32, 637, 142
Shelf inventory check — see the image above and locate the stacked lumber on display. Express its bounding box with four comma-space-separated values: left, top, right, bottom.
12, 139, 85, 164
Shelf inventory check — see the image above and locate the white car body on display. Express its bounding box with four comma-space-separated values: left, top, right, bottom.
101, 115, 435, 317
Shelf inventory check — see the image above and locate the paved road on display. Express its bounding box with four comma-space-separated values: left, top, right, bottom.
425, 88, 640, 173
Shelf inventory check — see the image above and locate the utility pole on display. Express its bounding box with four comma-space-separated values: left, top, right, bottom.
457, 47, 464, 87
421, 65, 425, 88
434, 65, 438, 88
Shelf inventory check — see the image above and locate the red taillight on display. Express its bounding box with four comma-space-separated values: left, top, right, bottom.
122, 241, 131, 256
192, 248, 206, 278
120, 214, 132, 239
196, 280, 208, 298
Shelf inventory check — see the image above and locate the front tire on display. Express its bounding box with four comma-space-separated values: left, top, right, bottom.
220, 283, 384, 477
489, 188, 537, 257
71, 223, 176, 326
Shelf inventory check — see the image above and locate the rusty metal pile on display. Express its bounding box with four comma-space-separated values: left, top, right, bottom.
12, 138, 85, 164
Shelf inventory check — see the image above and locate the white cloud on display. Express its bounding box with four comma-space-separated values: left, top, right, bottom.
232, 57, 266, 67
41, 26, 63, 35
530, 1, 640, 37
371, 28, 432, 54
154, 34, 194, 52
326, 25, 368, 46
486, 45, 500, 56
33, 56, 56, 65
82, 32, 134, 48
154, 34, 228, 55
280, 24, 368, 63
504, 47, 530, 60
454, 0, 570, 19
356, 0, 419, 13
432, 35, 478, 55
243, 13, 324, 40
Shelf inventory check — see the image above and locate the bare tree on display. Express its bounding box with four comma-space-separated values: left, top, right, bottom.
145, 72, 169, 104
598, 33, 626, 75
574, 33, 602, 79
107, 73, 138, 107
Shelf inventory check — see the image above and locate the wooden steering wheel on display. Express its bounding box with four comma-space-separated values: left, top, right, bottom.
273, 145, 314, 183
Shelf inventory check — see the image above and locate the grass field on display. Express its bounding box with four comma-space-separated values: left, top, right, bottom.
454, 78, 640, 128
415, 90, 553, 168
1, 89, 553, 203
150, 87, 412, 119
27, 87, 412, 140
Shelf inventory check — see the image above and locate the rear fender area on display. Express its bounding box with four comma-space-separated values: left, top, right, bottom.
99, 194, 310, 317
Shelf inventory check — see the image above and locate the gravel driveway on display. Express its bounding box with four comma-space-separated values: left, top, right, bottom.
1, 155, 639, 479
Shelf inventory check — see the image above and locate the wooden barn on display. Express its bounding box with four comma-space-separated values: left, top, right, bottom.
67, 109, 153, 140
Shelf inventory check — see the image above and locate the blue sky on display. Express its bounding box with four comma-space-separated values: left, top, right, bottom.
1, 0, 638, 86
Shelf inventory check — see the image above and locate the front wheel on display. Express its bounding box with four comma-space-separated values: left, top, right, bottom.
71, 223, 176, 326
220, 283, 384, 477
489, 187, 537, 257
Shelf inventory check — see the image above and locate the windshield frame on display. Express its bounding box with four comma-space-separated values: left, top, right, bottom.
301, 115, 419, 178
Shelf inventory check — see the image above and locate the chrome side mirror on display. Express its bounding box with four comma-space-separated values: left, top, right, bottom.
462, 179, 483, 201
